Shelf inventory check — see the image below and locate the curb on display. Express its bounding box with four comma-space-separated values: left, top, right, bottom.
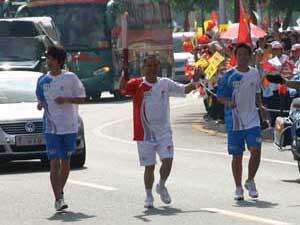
192, 122, 274, 143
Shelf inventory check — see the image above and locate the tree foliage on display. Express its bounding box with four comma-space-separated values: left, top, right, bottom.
170, 0, 218, 13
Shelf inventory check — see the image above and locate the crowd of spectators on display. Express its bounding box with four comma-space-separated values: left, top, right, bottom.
191, 22, 300, 127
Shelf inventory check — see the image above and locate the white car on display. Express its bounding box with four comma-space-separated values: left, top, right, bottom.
172, 32, 195, 83
0, 71, 86, 167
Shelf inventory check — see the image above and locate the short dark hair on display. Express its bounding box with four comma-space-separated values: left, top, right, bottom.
143, 54, 160, 66
234, 43, 252, 56
45, 45, 67, 68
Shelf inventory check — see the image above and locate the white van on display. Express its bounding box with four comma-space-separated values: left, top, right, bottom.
172, 32, 195, 83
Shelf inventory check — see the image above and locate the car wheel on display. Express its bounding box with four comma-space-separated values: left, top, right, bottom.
92, 92, 101, 101
86, 92, 101, 102
71, 146, 86, 168
40, 157, 50, 169
113, 90, 124, 100
0, 159, 10, 165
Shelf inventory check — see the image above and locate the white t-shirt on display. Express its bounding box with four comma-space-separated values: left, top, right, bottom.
36, 71, 86, 134
141, 78, 185, 140
217, 67, 261, 131
231, 67, 261, 130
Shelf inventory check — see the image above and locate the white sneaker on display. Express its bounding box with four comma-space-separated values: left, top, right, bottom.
144, 195, 154, 208
244, 179, 259, 198
234, 186, 244, 201
55, 198, 68, 211
156, 184, 171, 204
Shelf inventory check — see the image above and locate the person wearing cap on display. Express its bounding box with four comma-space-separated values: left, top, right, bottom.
290, 44, 300, 63
35, 45, 86, 211
291, 44, 300, 74
271, 41, 289, 64
119, 55, 201, 208
280, 44, 300, 97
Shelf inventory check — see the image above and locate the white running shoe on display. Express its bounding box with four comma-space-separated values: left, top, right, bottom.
55, 198, 68, 211
244, 179, 259, 198
234, 186, 244, 201
144, 195, 154, 209
156, 184, 171, 204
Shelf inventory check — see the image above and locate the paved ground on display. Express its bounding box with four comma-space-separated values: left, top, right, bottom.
0, 93, 299, 225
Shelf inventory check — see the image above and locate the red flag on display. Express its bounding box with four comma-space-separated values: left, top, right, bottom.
262, 61, 279, 73
278, 84, 288, 96
237, 0, 252, 46
230, 55, 237, 67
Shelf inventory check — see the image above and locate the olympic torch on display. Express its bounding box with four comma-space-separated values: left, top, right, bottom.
121, 12, 129, 80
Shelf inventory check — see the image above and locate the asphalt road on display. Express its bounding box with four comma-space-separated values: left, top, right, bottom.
0, 93, 299, 225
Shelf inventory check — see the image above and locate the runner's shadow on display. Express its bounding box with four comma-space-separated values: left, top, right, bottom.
0, 161, 87, 175
47, 211, 96, 222
234, 199, 278, 208
281, 179, 300, 184
134, 206, 215, 222
288, 205, 300, 207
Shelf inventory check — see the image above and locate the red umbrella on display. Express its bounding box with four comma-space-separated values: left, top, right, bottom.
220, 23, 267, 40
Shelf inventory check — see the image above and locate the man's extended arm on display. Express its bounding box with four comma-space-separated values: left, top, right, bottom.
256, 93, 268, 121
184, 67, 203, 94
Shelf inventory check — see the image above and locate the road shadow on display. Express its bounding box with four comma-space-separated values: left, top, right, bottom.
233, 199, 278, 208
281, 179, 300, 184
287, 204, 300, 207
47, 210, 96, 222
0, 161, 87, 175
174, 112, 226, 132
84, 96, 131, 105
174, 112, 273, 141
134, 206, 216, 222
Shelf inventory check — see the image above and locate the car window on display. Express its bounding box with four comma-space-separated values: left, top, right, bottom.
0, 76, 37, 104
0, 21, 39, 37
0, 37, 40, 61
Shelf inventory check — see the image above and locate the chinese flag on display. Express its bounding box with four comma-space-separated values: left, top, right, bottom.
229, 55, 237, 67
237, 0, 252, 46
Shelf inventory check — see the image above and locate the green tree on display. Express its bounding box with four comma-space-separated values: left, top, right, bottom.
270, 0, 300, 29
170, 0, 217, 31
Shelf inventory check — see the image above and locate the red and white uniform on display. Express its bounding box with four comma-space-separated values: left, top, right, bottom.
122, 77, 185, 166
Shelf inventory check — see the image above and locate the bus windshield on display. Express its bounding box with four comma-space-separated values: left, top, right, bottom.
30, 4, 109, 50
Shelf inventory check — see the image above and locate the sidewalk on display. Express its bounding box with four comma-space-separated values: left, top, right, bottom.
193, 114, 274, 142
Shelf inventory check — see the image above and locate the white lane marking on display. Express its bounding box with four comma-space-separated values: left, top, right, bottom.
201, 208, 291, 225
92, 102, 193, 145
176, 147, 297, 166
69, 179, 117, 191
93, 125, 297, 167
93, 102, 297, 167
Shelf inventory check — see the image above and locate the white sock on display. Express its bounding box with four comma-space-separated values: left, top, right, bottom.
146, 189, 153, 197
159, 179, 166, 188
